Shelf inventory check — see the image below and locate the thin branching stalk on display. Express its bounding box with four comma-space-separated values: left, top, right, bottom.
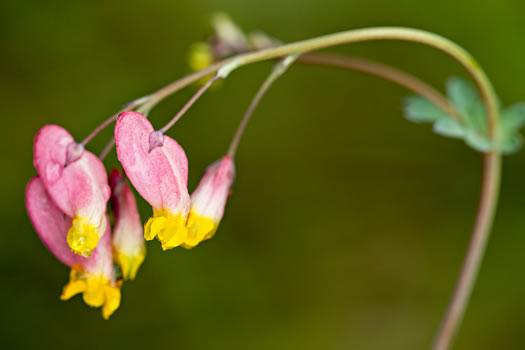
298, 53, 459, 118
160, 75, 218, 134
91, 28, 501, 349
432, 151, 501, 350
228, 55, 298, 157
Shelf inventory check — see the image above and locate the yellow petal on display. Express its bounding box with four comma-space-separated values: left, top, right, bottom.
114, 246, 146, 280
184, 210, 218, 249
60, 265, 121, 319
102, 284, 121, 320
144, 209, 189, 250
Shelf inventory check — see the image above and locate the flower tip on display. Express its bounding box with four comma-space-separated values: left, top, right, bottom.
185, 212, 218, 248
184, 155, 235, 247
61, 266, 121, 320
65, 142, 85, 167
148, 130, 164, 154
144, 210, 189, 249
101, 284, 121, 320
114, 248, 146, 281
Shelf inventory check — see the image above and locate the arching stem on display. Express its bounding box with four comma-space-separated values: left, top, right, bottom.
298, 53, 459, 118
228, 55, 298, 157
432, 151, 501, 350
159, 75, 218, 134
80, 96, 148, 147
91, 29, 502, 349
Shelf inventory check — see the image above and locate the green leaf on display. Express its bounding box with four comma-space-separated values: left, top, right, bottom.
446, 77, 480, 118
501, 103, 525, 134
446, 77, 490, 134
465, 130, 493, 152
403, 76, 525, 155
500, 133, 523, 154
432, 117, 465, 139
403, 96, 448, 123
467, 101, 487, 134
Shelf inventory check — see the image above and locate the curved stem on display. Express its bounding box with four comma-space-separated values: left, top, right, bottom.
160, 75, 218, 134
92, 30, 502, 349
228, 55, 297, 157
80, 97, 147, 147
299, 53, 459, 118
99, 138, 115, 160
80, 113, 118, 146
286, 52, 501, 349
432, 151, 501, 350
136, 62, 227, 116
137, 28, 499, 140
99, 53, 456, 159
228, 51, 462, 157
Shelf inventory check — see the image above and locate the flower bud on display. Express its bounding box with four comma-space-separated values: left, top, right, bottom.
110, 169, 146, 280
115, 112, 191, 250
33, 125, 110, 257
185, 156, 235, 248
26, 177, 120, 319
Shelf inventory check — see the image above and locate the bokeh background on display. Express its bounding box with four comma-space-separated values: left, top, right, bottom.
2, 0, 525, 349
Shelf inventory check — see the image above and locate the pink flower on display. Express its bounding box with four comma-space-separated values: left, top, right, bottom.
33, 125, 110, 257
110, 169, 146, 280
26, 177, 120, 319
115, 112, 191, 250
185, 155, 235, 248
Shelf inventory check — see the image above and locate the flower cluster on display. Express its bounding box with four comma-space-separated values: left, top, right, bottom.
26, 112, 235, 319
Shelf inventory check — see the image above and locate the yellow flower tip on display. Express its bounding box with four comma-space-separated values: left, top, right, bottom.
60, 265, 88, 301
144, 209, 189, 250
183, 211, 219, 249
114, 247, 146, 281
60, 265, 121, 320
67, 217, 100, 257
101, 284, 121, 320
188, 42, 213, 72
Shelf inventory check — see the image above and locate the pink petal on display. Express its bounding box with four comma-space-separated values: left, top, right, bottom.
25, 177, 113, 274
115, 112, 190, 214
191, 155, 235, 221
82, 217, 114, 279
110, 169, 145, 280
25, 177, 83, 267
184, 156, 234, 248
33, 125, 110, 255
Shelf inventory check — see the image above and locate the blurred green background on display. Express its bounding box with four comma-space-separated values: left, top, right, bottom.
2, 0, 525, 349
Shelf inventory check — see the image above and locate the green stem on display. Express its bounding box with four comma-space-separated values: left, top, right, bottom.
432, 151, 501, 350
298, 53, 459, 118
140, 27, 499, 138
94, 29, 502, 349
160, 75, 218, 134
81, 97, 147, 147
228, 55, 298, 157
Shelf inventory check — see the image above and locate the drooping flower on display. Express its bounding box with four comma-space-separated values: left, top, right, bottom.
33, 125, 110, 257
115, 111, 191, 250
26, 177, 120, 319
185, 155, 235, 248
110, 169, 146, 280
